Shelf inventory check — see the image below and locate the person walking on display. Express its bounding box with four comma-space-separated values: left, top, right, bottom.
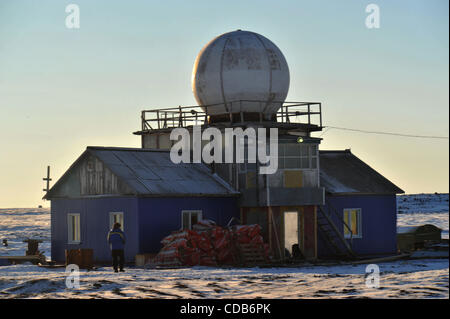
107, 223, 126, 272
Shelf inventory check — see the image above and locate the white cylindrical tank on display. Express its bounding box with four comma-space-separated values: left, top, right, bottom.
192, 30, 290, 120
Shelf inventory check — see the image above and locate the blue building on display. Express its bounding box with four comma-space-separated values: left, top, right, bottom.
318, 150, 404, 258
46, 146, 403, 264
43, 30, 406, 264
44, 146, 239, 263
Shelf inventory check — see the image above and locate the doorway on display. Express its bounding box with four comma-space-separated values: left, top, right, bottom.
284, 211, 299, 257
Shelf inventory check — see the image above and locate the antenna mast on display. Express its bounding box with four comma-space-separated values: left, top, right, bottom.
43, 166, 52, 193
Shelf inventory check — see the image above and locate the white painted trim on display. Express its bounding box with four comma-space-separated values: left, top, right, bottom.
343, 208, 362, 239
67, 213, 81, 244
181, 210, 203, 230
109, 212, 124, 230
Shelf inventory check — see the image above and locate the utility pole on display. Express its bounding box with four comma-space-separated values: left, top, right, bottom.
43, 166, 52, 193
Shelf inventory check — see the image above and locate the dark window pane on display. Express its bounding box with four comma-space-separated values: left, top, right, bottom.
285, 158, 300, 169
301, 158, 309, 168
277, 157, 285, 169
182, 213, 189, 230
277, 144, 285, 157
285, 144, 300, 156
191, 214, 198, 227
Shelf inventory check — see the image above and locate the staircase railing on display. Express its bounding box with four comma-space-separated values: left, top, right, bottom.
325, 199, 354, 246
317, 207, 354, 257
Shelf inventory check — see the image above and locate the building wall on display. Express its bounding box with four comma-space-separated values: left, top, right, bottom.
51, 196, 238, 263
137, 197, 239, 254
318, 194, 397, 257
51, 197, 139, 263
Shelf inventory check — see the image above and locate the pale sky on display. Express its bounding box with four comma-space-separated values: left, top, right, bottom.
0, 0, 448, 207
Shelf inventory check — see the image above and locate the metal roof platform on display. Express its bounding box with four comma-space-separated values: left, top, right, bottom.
133, 100, 323, 135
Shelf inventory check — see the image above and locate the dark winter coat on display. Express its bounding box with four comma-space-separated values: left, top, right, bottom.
107, 228, 126, 250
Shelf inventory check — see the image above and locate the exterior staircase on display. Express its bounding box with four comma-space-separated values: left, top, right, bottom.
317, 203, 355, 259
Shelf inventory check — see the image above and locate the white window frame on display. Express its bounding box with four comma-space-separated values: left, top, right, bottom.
181, 210, 202, 230
343, 208, 362, 239
278, 143, 319, 170
109, 212, 124, 231
67, 213, 81, 244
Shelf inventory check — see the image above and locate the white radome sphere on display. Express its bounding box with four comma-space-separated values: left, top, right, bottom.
192, 30, 290, 118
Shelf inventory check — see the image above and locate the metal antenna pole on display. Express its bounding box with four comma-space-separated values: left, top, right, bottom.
43, 166, 52, 193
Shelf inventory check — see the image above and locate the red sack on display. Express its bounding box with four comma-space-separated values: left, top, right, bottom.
214, 232, 230, 250
249, 224, 261, 237
161, 230, 191, 245
184, 250, 201, 266
250, 235, 263, 245
154, 222, 268, 267
193, 219, 216, 231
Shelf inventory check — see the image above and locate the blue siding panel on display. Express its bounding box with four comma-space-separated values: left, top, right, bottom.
137, 197, 239, 254
51, 196, 239, 263
318, 194, 397, 257
51, 197, 139, 263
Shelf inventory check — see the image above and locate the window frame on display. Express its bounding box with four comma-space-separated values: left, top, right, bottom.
343, 208, 362, 239
109, 212, 124, 231
67, 213, 81, 244
278, 143, 319, 170
181, 210, 203, 230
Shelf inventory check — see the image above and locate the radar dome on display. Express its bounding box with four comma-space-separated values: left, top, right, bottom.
192, 30, 290, 121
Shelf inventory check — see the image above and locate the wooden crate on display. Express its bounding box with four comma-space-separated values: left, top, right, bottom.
80, 249, 93, 269
65, 249, 94, 269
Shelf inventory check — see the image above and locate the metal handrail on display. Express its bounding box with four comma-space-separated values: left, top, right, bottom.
324, 199, 354, 246
139, 100, 322, 131
317, 206, 354, 257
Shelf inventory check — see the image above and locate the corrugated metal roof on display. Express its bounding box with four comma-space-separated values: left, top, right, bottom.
46, 146, 238, 198
319, 150, 404, 195
89, 147, 238, 196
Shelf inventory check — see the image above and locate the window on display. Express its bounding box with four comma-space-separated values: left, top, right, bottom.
310, 145, 318, 169
67, 213, 81, 244
278, 143, 319, 169
110, 212, 124, 231
343, 209, 362, 238
181, 210, 202, 230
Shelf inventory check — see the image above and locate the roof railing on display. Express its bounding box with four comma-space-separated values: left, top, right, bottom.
140, 100, 322, 131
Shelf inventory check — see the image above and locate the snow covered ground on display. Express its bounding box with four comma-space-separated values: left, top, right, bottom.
0, 260, 448, 299
0, 194, 448, 299
0, 208, 50, 257
397, 193, 449, 239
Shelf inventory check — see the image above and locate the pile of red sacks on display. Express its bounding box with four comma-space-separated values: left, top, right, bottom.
151, 220, 270, 267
